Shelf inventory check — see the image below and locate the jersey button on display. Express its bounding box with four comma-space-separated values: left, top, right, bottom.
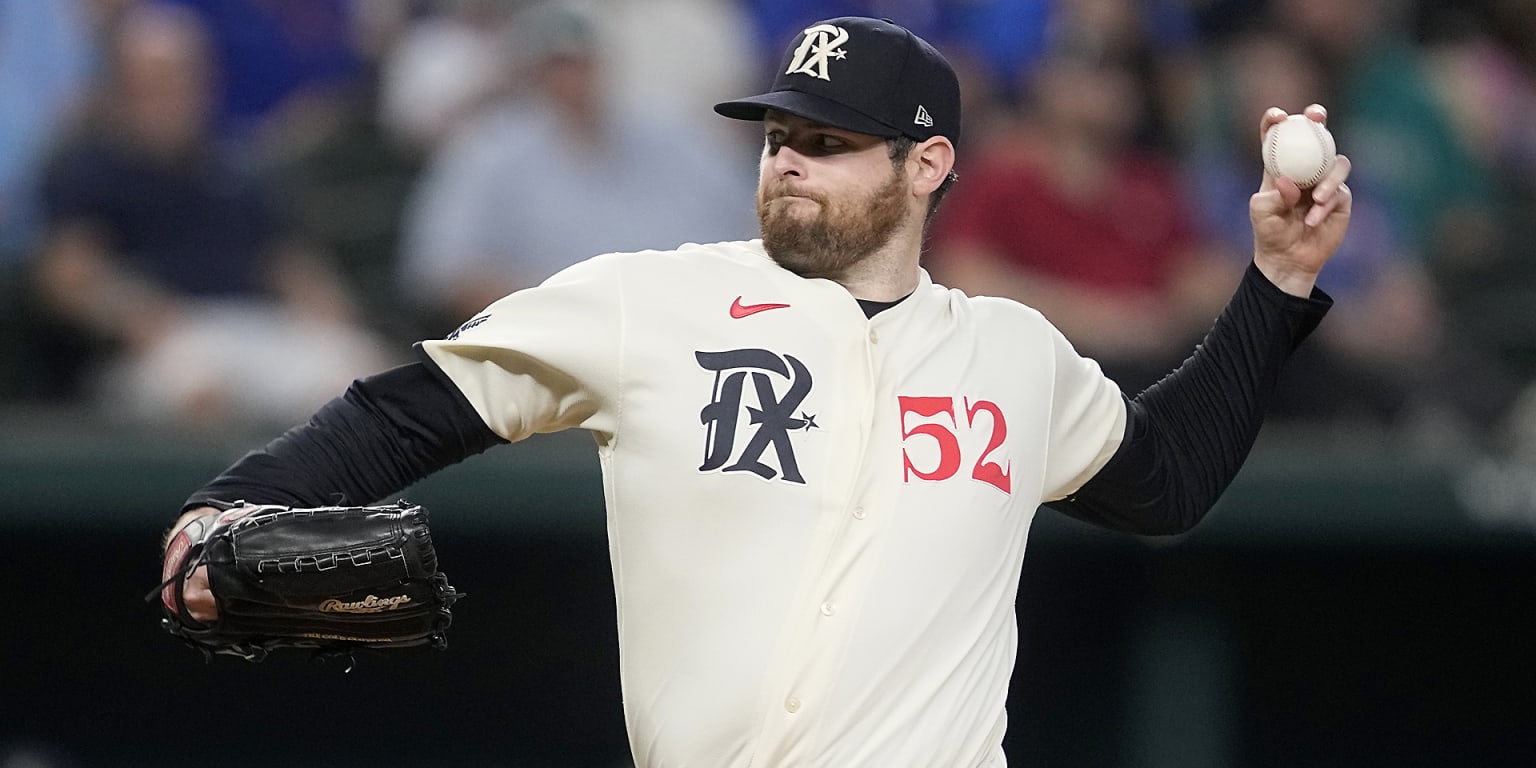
785, 696, 802, 714
851, 506, 867, 520
819, 601, 836, 617
868, 328, 879, 344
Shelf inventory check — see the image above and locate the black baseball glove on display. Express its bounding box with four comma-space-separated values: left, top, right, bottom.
151, 501, 463, 663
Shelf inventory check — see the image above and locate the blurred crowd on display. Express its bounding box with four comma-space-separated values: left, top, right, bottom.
3, 0, 1536, 460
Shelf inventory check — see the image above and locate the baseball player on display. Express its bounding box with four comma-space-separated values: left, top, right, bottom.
163, 16, 1352, 767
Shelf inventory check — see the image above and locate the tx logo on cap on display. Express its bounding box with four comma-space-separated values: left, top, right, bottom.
785, 23, 849, 81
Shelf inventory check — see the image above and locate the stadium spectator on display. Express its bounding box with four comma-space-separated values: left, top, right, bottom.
397, 1, 756, 330
1272, 0, 1499, 274
1270, 1, 1524, 442
1180, 27, 1434, 429
152, 0, 364, 150
927, 37, 1235, 393
376, 0, 513, 155
32, 3, 393, 428
0, 0, 96, 268
0, 0, 98, 400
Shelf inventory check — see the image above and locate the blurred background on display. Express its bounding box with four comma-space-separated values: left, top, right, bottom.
2, 0, 1534, 766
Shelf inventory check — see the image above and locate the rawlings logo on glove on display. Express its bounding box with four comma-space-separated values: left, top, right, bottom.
319, 595, 415, 613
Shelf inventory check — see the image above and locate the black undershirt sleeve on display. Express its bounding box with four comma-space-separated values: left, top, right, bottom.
183, 347, 507, 512
1044, 263, 1332, 535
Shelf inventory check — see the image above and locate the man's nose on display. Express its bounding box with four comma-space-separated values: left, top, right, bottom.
766, 145, 806, 177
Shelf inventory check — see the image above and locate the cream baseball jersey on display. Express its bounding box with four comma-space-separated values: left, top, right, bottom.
421, 239, 1127, 766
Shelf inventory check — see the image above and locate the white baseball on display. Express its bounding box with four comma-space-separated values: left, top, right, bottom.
1263, 114, 1336, 188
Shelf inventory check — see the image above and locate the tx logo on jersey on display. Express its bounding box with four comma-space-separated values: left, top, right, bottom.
785, 23, 849, 81
697, 348, 818, 484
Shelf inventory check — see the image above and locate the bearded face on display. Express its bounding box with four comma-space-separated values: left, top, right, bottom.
757, 163, 910, 281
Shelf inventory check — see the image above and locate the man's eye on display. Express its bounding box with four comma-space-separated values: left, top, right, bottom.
763, 132, 848, 155
810, 135, 851, 154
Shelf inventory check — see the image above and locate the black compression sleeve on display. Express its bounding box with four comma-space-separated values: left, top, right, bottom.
1045, 263, 1332, 535
183, 349, 507, 511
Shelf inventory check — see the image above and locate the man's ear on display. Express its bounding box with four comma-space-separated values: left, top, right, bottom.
909, 137, 956, 196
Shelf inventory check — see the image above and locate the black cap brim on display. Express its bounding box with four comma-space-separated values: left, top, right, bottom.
714, 90, 899, 139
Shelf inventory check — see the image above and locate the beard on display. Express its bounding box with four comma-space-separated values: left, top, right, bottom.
757, 168, 909, 281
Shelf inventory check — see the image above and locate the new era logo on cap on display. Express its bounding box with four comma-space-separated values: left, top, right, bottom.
714, 17, 962, 148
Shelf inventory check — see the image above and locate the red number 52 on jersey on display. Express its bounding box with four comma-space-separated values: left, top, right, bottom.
897, 396, 1012, 495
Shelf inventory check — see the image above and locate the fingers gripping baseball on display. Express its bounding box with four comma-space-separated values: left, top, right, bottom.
1250, 104, 1353, 297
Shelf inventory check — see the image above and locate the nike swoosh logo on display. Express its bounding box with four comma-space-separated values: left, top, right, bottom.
730, 296, 790, 319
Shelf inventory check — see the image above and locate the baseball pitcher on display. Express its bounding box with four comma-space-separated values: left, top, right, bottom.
158, 16, 1352, 767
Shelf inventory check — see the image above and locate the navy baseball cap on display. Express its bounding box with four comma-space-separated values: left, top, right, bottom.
715, 17, 962, 148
